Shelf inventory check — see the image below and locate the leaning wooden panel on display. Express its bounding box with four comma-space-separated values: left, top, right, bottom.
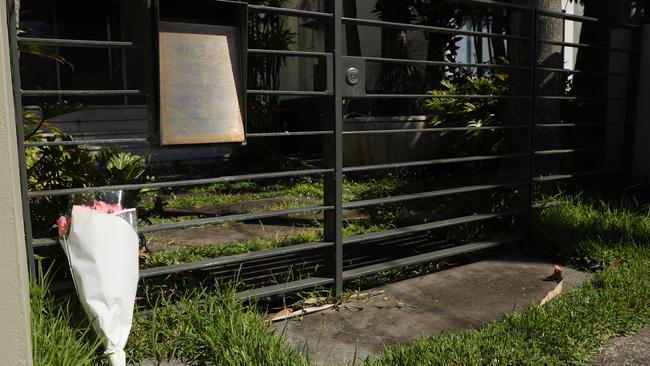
158, 22, 245, 145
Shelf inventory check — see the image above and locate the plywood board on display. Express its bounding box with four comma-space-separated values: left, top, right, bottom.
159, 22, 245, 145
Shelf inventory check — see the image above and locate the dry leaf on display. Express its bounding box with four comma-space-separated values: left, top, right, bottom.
271, 304, 335, 322
540, 280, 563, 306
271, 308, 293, 322
541, 264, 563, 283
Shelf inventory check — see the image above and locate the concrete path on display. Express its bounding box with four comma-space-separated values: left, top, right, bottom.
145, 196, 365, 251
590, 327, 650, 366
272, 254, 590, 366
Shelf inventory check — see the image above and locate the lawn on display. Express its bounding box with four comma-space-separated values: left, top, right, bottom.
31, 192, 650, 365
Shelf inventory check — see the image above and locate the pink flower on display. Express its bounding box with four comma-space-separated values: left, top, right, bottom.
109, 203, 124, 213
92, 200, 124, 214
93, 200, 111, 213
57, 215, 70, 237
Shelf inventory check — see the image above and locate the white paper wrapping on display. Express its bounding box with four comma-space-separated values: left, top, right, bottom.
62, 205, 139, 366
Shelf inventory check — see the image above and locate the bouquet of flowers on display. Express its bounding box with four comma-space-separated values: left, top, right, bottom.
58, 191, 139, 366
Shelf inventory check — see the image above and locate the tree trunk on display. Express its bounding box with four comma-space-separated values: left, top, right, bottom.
343, 1, 361, 56
536, 0, 563, 132
491, 8, 508, 64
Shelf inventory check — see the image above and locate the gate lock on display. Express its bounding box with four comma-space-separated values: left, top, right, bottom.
342, 57, 365, 97
345, 67, 360, 86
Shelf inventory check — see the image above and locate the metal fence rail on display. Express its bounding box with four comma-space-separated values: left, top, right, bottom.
7, 0, 641, 299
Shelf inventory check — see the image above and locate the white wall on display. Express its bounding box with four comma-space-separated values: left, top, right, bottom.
0, 0, 33, 363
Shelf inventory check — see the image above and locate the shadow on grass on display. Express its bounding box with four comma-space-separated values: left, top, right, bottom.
531, 194, 650, 270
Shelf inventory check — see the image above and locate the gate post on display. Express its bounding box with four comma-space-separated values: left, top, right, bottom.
324, 0, 343, 297
0, 0, 33, 364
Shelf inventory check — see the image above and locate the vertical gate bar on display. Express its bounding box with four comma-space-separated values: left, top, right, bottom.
143, 0, 157, 146
6, 0, 36, 277
323, 0, 343, 297
526, 5, 539, 245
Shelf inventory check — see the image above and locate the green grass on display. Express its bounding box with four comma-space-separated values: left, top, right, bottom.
143, 229, 323, 268
127, 285, 308, 366
369, 246, 650, 366
143, 221, 393, 268
367, 195, 650, 366
33, 193, 650, 365
532, 194, 650, 270
162, 177, 408, 210
31, 262, 104, 366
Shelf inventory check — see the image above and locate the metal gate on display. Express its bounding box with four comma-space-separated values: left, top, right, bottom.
7, 0, 641, 298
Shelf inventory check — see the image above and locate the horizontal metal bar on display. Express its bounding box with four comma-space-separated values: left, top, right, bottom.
533, 169, 616, 182
443, 0, 532, 11
342, 236, 523, 280
535, 96, 635, 101
24, 138, 149, 147
537, 9, 641, 29
28, 168, 332, 197
537, 38, 635, 53
247, 90, 331, 96
247, 131, 333, 137
21, 89, 144, 96
342, 17, 531, 41
204, 254, 326, 279
342, 125, 529, 135
247, 4, 332, 19
533, 147, 610, 156
236, 277, 334, 300
358, 94, 531, 99
248, 49, 331, 58
354, 55, 531, 71
18, 37, 138, 48
537, 66, 636, 78
343, 181, 527, 209
343, 209, 525, 245
139, 241, 333, 278
535, 122, 634, 128
342, 153, 528, 173
32, 237, 57, 248
139, 205, 332, 234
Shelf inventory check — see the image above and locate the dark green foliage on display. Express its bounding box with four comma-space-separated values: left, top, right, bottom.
27, 135, 148, 237
127, 285, 308, 366
31, 262, 104, 366
368, 197, 650, 366
425, 73, 511, 155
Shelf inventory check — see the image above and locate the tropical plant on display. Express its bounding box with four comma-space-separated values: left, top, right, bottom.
425, 71, 511, 155
27, 128, 150, 237
22, 46, 150, 237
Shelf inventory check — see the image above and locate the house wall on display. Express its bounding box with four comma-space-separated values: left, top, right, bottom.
45, 106, 232, 168
0, 0, 33, 363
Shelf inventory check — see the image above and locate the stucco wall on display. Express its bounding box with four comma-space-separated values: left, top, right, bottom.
0, 0, 33, 364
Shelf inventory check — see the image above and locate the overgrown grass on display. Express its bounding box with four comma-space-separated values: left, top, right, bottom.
144, 230, 322, 268
31, 263, 104, 366
31, 265, 307, 366
163, 177, 408, 209
532, 194, 650, 270
127, 285, 308, 366
367, 195, 650, 366
369, 246, 650, 365
143, 221, 393, 268
33, 193, 650, 365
